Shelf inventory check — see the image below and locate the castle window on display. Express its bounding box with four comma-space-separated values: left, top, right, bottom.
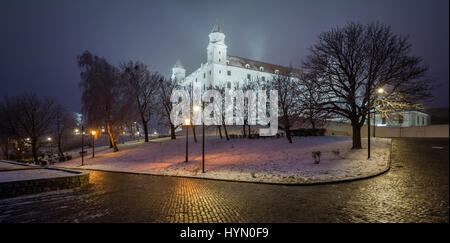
195, 78, 197, 82
260, 66, 264, 72
382, 117, 386, 124
422, 117, 425, 125
219, 58, 221, 62
262, 76, 266, 82
219, 70, 221, 74
227, 70, 231, 76
219, 51, 221, 55
417, 116, 420, 124
204, 73, 206, 79
245, 64, 250, 69
226, 60, 229, 65
247, 74, 251, 80
209, 71, 211, 75
227, 82, 231, 89
274, 69, 280, 74
398, 114, 404, 124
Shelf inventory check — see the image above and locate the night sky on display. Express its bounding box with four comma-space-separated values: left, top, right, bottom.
1, 0, 448, 112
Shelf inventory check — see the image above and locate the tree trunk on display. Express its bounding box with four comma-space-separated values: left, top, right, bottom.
31, 142, 39, 164
284, 120, 293, 143
218, 126, 223, 139
192, 125, 198, 143
106, 124, 119, 152
223, 124, 229, 141
57, 140, 64, 157
170, 123, 176, 140
352, 124, 362, 149
142, 118, 149, 142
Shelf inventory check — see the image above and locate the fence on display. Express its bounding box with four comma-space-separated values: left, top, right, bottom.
325, 122, 449, 138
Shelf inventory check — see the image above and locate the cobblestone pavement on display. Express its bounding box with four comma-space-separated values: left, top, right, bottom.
0, 138, 448, 223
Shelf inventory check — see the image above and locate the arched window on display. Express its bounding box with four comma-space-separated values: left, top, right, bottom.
259, 66, 264, 72
274, 69, 279, 74
245, 64, 250, 69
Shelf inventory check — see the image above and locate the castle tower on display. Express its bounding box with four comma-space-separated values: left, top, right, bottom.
207, 24, 227, 65
171, 59, 186, 82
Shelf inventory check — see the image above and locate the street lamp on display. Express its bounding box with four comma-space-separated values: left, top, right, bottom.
47, 137, 53, 155
91, 130, 96, 158
373, 88, 385, 137
193, 104, 206, 173
81, 124, 84, 166
368, 87, 385, 159
184, 118, 190, 162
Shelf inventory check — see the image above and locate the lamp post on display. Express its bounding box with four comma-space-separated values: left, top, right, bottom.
47, 137, 52, 155
201, 102, 205, 173
91, 130, 96, 158
6, 137, 9, 161
193, 104, 205, 173
373, 88, 384, 138
368, 87, 385, 159
81, 125, 84, 166
184, 119, 190, 162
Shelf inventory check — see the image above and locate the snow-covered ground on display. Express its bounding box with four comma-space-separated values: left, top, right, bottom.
56, 136, 391, 184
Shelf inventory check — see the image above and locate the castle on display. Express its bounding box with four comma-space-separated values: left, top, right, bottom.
171, 25, 290, 93
171, 25, 429, 128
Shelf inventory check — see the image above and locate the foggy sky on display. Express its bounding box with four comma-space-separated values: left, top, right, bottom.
0, 0, 448, 112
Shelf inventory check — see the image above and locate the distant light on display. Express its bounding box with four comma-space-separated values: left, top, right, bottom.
26, 138, 30, 141
193, 105, 201, 112
377, 88, 384, 94
74, 129, 79, 133
184, 119, 191, 125
47, 137, 52, 141
91, 130, 96, 136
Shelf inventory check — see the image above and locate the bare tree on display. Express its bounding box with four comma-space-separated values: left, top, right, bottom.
303, 22, 432, 148
54, 106, 77, 157
213, 84, 230, 141
295, 72, 330, 130
0, 94, 58, 164
78, 51, 134, 152
157, 77, 179, 139
266, 68, 299, 143
121, 61, 161, 142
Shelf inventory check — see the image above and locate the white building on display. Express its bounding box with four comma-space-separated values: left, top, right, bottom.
171, 25, 290, 93
373, 110, 429, 127
171, 25, 429, 128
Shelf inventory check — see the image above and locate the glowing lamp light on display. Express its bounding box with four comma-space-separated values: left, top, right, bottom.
184, 119, 191, 126
91, 130, 96, 136
47, 137, 52, 141
193, 105, 201, 112
377, 88, 384, 94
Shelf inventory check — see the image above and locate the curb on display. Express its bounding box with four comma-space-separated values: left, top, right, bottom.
56, 143, 392, 186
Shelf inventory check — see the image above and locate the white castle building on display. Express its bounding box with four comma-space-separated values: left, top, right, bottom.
171, 25, 428, 128
171, 25, 290, 93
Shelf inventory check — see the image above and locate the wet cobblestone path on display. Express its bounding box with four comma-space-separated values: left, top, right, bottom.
0, 138, 448, 223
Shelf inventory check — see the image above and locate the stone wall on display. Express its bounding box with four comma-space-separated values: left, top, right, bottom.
0, 170, 89, 199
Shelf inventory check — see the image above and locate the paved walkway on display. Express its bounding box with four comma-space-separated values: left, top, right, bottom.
0, 138, 448, 222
